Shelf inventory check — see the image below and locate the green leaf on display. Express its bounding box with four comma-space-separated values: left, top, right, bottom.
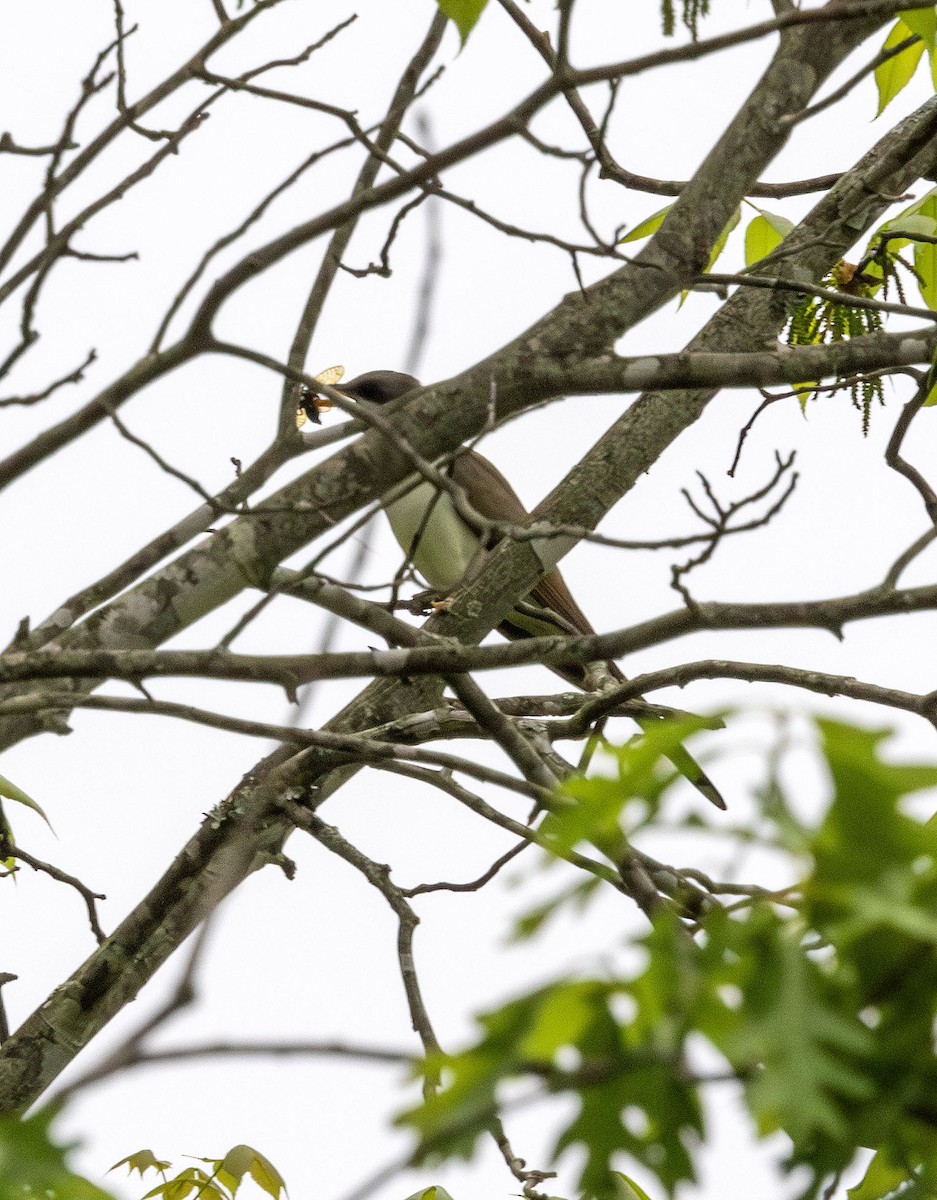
866, 187, 937, 307
848, 1149, 917, 1200
401, 979, 655, 1179
508, 876, 602, 942
794, 381, 818, 410
611, 1174, 657, 1200
217, 1145, 287, 1199
875, 20, 925, 116
917, 232, 937, 311
543, 772, 630, 859
744, 211, 795, 267
554, 1038, 701, 1199
703, 206, 740, 272
803, 723, 937, 1015
880, 188, 937, 310
810, 720, 937, 893
436, 0, 489, 44
0, 772, 53, 830
547, 715, 719, 858
142, 1167, 225, 1200
110, 1149, 171, 1178
679, 207, 741, 306
619, 204, 674, 244
711, 911, 874, 1151
553, 940, 705, 1197
0, 1109, 117, 1200
872, 208, 937, 247
902, 6, 937, 49
402, 1189, 456, 1200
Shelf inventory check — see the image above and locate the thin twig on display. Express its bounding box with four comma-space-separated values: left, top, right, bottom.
0, 349, 96, 408
404, 838, 532, 896
284, 806, 443, 1094
9, 847, 107, 943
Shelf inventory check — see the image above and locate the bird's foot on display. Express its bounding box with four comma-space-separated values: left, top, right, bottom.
402, 588, 450, 616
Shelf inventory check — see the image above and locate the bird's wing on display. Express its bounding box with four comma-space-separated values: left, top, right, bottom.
451, 450, 620, 671
449, 449, 530, 528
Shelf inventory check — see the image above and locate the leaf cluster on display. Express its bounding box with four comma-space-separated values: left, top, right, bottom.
660, 0, 711, 41
399, 719, 937, 1200
111, 1144, 287, 1200
784, 265, 885, 432
875, 10, 937, 117
0, 1108, 115, 1200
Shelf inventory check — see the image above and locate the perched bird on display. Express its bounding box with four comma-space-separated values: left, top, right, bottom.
314, 369, 725, 810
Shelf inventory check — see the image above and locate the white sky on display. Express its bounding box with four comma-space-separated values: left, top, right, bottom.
3, 2, 937, 1198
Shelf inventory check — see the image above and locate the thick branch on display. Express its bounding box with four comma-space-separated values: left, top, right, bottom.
426, 93, 937, 657
4, 578, 937, 687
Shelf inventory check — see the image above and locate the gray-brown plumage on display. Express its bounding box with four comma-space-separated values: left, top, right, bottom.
331, 370, 725, 809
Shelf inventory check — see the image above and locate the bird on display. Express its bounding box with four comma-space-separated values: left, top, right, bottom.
309, 369, 725, 810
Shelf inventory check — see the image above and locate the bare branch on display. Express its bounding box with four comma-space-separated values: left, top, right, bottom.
885, 375, 937, 523
284, 805, 443, 1091
0, 349, 96, 409
0, 133, 78, 157
404, 839, 532, 896
579, 660, 937, 729
8, 847, 107, 943
276, 10, 447, 434
0, 0, 288, 280
10, 569, 937, 697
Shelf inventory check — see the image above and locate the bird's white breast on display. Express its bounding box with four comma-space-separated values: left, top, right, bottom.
384, 480, 480, 592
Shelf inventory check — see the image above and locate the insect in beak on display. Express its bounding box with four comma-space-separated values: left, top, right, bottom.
295, 365, 344, 429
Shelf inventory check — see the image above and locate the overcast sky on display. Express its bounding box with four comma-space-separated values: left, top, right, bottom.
4, 3, 937, 1198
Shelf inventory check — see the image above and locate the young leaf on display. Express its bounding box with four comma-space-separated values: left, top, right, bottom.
619, 204, 674, 244
915, 214, 937, 311
703, 205, 740, 273
679, 207, 741, 306
217, 1145, 287, 1199
142, 1166, 226, 1200
870, 187, 937, 260
0, 772, 53, 831
110, 1149, 172, 1178
902, 6, 937, 49
794, 382, 819, 411
0, 1109, 117, 1200
876, 189, 937, 233
847, 1148, 916, 1200
436, 0, 489, 44
875, 20, 925, 116
744, 211, 795, 267
611, 1174, 657, 1200
874, 188, 937, 309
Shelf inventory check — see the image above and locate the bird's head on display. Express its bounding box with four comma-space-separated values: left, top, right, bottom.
296, 370, 421, 427
338, 371, 421, 407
